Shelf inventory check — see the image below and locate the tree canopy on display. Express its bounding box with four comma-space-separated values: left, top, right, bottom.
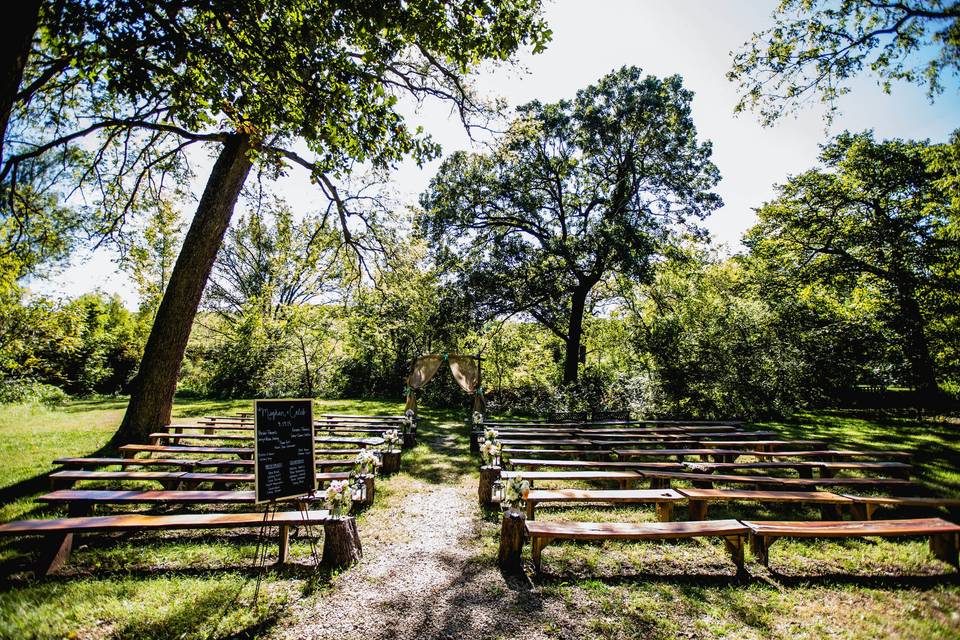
418, 66, 721, 383
729, 0, 960, 125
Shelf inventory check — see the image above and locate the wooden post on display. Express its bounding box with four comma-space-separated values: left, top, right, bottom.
655, 502, 674, 522
688, 500, 708, 521
381, 450, 401, 475
750, 533, 773, 567
930, 533, 959, 569
277, 525, 290, 564
470, 430, 480, 454
497, 509, 525, 574
321, 517, 363, 570
359, 474, 375, 507
37, 532, 73, 576
479, 465, 500, 510
724, 535, 746, 573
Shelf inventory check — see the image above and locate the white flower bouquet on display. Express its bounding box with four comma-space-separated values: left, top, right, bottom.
482, 427, 498, 442
472, 411, 484, 425
502, 475, 530, 510
381, 429, 400, 449
325, 479, 353, 516
353, 448, 381, 476
479, 438, 501, 466
403, 410, 416, 431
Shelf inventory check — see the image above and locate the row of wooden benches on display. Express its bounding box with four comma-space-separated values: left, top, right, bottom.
504, 515, 960, 573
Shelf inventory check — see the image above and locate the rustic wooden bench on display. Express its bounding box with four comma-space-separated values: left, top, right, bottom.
0, 510, 343, 575
524, 488, 684, 521
816, 461, 913, 479
119, 444, 254, 459
500, 448, 610, 459
179, 471, 351, 489
681, 461, 821, 478
840, 495, 960, 520
743, 518, 960, 568
496, 439, 593, 447
752, 449, 913, 461
39, 489, 274, 516
499, 470, 643, 489
676, 488, 853, 520
191, 457, 359, 473
523, 519, 750, 573
698, 440, 827, 451
54, 457, 198, 470
504, 458, 684, 471
613, 448, 746, 462
49, 471, 186, 490
642, 470, 915, 493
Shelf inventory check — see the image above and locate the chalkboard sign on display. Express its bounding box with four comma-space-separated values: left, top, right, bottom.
254, 399, 316, 503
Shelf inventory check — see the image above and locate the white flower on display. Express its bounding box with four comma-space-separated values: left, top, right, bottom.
382, 429, 400, 447
483, 427, 498, 442
473, 411, 484, 425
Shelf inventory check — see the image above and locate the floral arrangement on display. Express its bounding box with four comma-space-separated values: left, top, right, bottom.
472, 411, 484, 425
381, 429, 400, 449
482, 427, 498, 442
502, 475, 530, 510
480, 438, 501, 466
403, 409, 416, 431
325, 479, 353, 516
353, 448, 381, 476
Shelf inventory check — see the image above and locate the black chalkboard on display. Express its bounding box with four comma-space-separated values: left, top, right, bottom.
254, 399, 316, 503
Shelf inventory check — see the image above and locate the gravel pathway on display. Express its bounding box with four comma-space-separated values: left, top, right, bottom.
274, 477, 575, 640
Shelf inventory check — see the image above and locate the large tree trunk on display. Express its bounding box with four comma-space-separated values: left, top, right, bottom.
562, 284, 591, 384
1, 0, 41, 160
116, 133, 253, 443
895, 286, 939, 400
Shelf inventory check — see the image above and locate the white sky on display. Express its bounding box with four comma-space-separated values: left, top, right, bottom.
29, 0, 960, 307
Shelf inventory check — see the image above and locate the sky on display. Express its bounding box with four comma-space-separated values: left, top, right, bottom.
29, 0, 960, 307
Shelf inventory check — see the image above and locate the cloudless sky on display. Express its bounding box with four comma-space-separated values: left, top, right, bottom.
30, 0, 960, 307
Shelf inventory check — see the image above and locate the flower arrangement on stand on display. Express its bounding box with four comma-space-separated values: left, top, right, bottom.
403, 409, 416, 432
480, 438, 502, 467
472, 411, 485, 426
482, 427, 498, 443
353, 448, 381, 476
325, 479, 353, 517
501, 475, 530, 513
381, 429, 400, 449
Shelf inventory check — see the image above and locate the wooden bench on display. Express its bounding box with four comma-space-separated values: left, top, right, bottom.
500, 470, 643, 489
500, 448, 610, 459
504, 458, 685, 471
39, 489, 272, 516
191, 458, 358, 473
681, 461, 821, 479
179, 471, 351, 489
752, 449, 913, 461
524, 488, 684, 521
743, 518, 960, 568
0, 510, 341, 575
698, 440, 827, 451
497, 439, 592, 447
614, 449, 746, 462
54, 457, 198, 470
119, 444, 254, 459
642, 470, 915, 493
49, 471, 186, 490
523, 519, 750, 573
676, 488, 853, 520
817, 461, 913, 479
840, 495, 960, 520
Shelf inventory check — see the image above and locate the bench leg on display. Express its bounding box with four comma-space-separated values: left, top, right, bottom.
531, 536, 554, 574
277, 525, 290, 564
930, 533, 959, 569
724, 535, 745, 573
68, 502, 92, 517
50, 478, 75, 490
750, 533, 773, 567
819, 467, 835, 479
848, 503, 868, 520
37, 532, 74, 576
655, 502, 673, 522
819, 504, 844, 520
526, 501, 536, 520
688, 500, 708, 521
691, 480, 714, 489
797, 466, 813, 479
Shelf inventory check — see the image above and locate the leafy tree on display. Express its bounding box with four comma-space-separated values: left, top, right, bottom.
121, 198, 185, 316
730, 0, 960, 125
3, 0, 551, 441
745, 131, 960, 398
418, 66, 721, 383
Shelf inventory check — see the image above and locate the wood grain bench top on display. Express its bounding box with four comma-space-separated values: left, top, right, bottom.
54, 458, 197, 468
496, 439, 592, 446
49, 471, 186, 482
526, 489, 684, 503
699, 440, 826, 448
0, 510, 332, 536
500, 470, 642, 481
753, 450, 912, 460
38, 490, 268, 504
525, 519, 749, 539
152, 432, 251, 440
742, 517, 960, 537
593, 440, 701, 447
676, 488, 852, 504
818, 461, 913, 470
612, 449, 744, 456
506, 459, 684, 470
501, 448, 607, 456
640, 470, 789, 484
119, 444, 252, 456
840, 495, 960, 507
179, 472, 350, 483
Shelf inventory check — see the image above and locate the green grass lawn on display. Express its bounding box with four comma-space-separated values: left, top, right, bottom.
1, 400, 959, 639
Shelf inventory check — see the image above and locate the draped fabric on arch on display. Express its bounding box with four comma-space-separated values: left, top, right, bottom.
404, 355, 444, 413
448, 355, 486, 413
403, 354, 486, 414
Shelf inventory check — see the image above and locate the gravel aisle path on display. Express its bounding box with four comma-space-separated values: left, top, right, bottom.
274, 473, 571, 640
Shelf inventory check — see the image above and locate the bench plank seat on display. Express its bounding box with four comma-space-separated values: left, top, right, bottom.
676, 488, 851, 519
840, 494, 960, 520
119, 444, 253, 458
500, 470, 642, 489
743, 517, 960, 568
525, 488, 683, 521
0, 510, 334, 574
49, 471, 186, 490
524, 519, 749, 573
54, 457, 197, 469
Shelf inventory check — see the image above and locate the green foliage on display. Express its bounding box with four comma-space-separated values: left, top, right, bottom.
729, 0, 960, 124
419, 66, 721, 382
745, 131, 960, 395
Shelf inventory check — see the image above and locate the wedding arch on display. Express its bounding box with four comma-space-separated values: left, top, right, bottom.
403, 354, 486, 415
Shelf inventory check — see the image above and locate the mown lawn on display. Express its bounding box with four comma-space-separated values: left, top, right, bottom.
0, 396, 425, 640
1, 400, 959, 639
